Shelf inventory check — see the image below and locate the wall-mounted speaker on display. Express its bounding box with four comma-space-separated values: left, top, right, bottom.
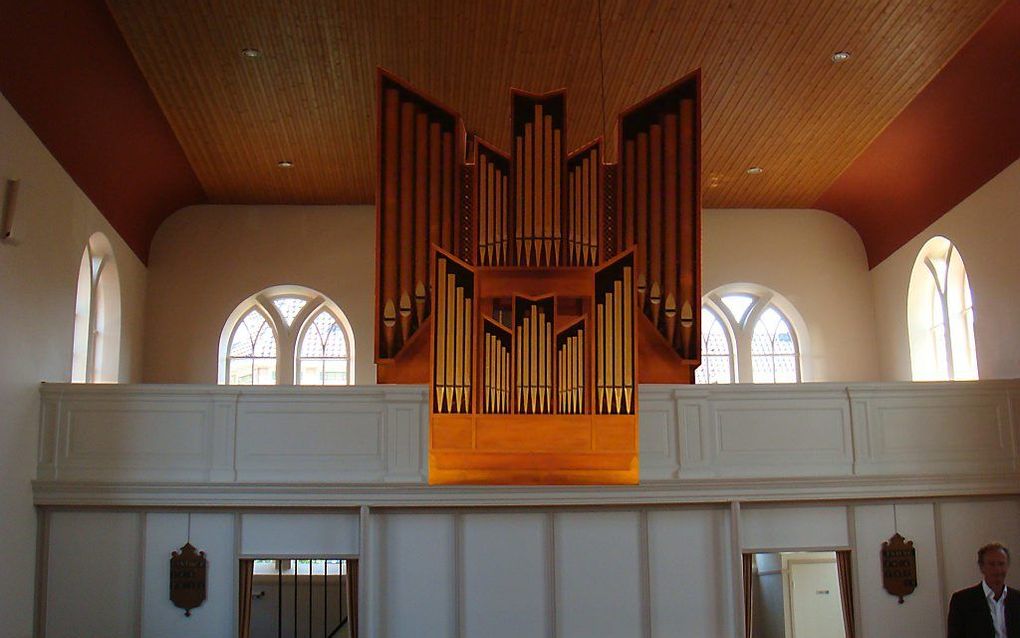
1, 178, 19, 244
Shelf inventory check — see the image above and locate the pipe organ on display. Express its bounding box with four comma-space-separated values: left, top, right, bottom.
375, 69, 701, 484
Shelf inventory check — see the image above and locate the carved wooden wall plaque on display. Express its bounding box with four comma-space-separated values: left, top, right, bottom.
375, 69, 702, 484
881, 533, 917, 603
170, 542, 207, 616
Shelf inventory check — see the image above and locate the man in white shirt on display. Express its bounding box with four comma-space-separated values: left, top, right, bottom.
948, 543, 1020, 638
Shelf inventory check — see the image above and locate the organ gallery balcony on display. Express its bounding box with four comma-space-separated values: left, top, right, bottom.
33, 380, 1020, 506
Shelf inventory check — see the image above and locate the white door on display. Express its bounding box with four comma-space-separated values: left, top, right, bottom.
789, 561, 846, 638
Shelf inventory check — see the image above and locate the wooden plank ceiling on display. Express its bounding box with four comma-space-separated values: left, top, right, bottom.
105, 0, 1001, 209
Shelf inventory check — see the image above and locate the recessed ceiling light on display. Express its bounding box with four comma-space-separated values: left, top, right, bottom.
241, 48, 262, 59
746, 166, 764, 175
277, 160, 294, 168
831, 50, 851, 63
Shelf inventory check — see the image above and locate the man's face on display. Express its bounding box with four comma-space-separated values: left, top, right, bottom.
980, 549, 1010, 589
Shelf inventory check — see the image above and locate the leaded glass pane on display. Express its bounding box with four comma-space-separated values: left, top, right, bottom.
272, 297, 307, 326
751, 305, 798, 383
752, 354, 775, 383
297, 311, 350, 385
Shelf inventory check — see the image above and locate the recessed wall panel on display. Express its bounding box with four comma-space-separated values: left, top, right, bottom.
555, 511, 642, 638
648, 508, 734, 638
241, 513, 359, 556
853, 504, 943, 638
741, 505, 849, 550
142, 513, 235, 637
938, 500, 1020, 598
46, 511, 141, 637
462, 513, 550, 638
378, 513, 456, 638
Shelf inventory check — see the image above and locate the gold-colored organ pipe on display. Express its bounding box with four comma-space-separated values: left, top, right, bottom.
428, 122, 441, 273
679, 98, 695, 357
515, 136, 523, 263
524, 122, 533, 265
434, 258, 448, 412
663, 113, 679, 346
588, 150, 599, 265
445, 272, 456, 409
623, 266, 633, 414
454, 285, 465, 412
441, 131, 453, 253
398, 102, 416, 344
477, 154, 488, 264
635, 132, 648, 311
623, 140, 636, 254
542, 113, 553, 266
381, 89, 400, 357
414, 113, 429, 329
553, 128, 562, 265
648, 123, 663, 329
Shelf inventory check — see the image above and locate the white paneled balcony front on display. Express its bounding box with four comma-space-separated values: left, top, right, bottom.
34, 380, 1020, 506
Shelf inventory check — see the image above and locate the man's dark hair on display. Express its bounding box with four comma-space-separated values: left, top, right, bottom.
978, 543, 1010, 565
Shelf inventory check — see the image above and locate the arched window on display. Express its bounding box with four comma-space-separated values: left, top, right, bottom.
297, 310, 351, 385
219, 286, 356, 386
908, 236, 978, 380
71, 232, 121, 383
750, 306, 799, 383
695, 285, 806, 384
694, 304, 735, 384
226, 308, 278, 385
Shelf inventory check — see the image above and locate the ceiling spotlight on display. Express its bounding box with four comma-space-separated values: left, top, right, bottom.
831, 50, 851, 63
241, 48, 262, 59
746, 166, 764, 175
277, 160, 294, 168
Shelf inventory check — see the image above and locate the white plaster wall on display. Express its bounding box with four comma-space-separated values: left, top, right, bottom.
143, 204, 377, 384
0, 91, 147, 637
871, 158, 1020, 381
145, 205, 879, 383
704, 209, 880, 382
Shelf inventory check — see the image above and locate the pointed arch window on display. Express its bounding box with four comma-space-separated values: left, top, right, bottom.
694, 305, 735, 384
71, 232, 121, 383
219, 286, 356, 385
750, 306, 799, 383
297, 310, 351, 385
227, 309, 278, 385
908, 236, 978, 380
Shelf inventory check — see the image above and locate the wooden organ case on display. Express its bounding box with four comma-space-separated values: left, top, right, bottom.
375, 70, 701, 484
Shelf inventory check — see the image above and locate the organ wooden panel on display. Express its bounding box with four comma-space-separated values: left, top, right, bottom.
376, 69, 696, 483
